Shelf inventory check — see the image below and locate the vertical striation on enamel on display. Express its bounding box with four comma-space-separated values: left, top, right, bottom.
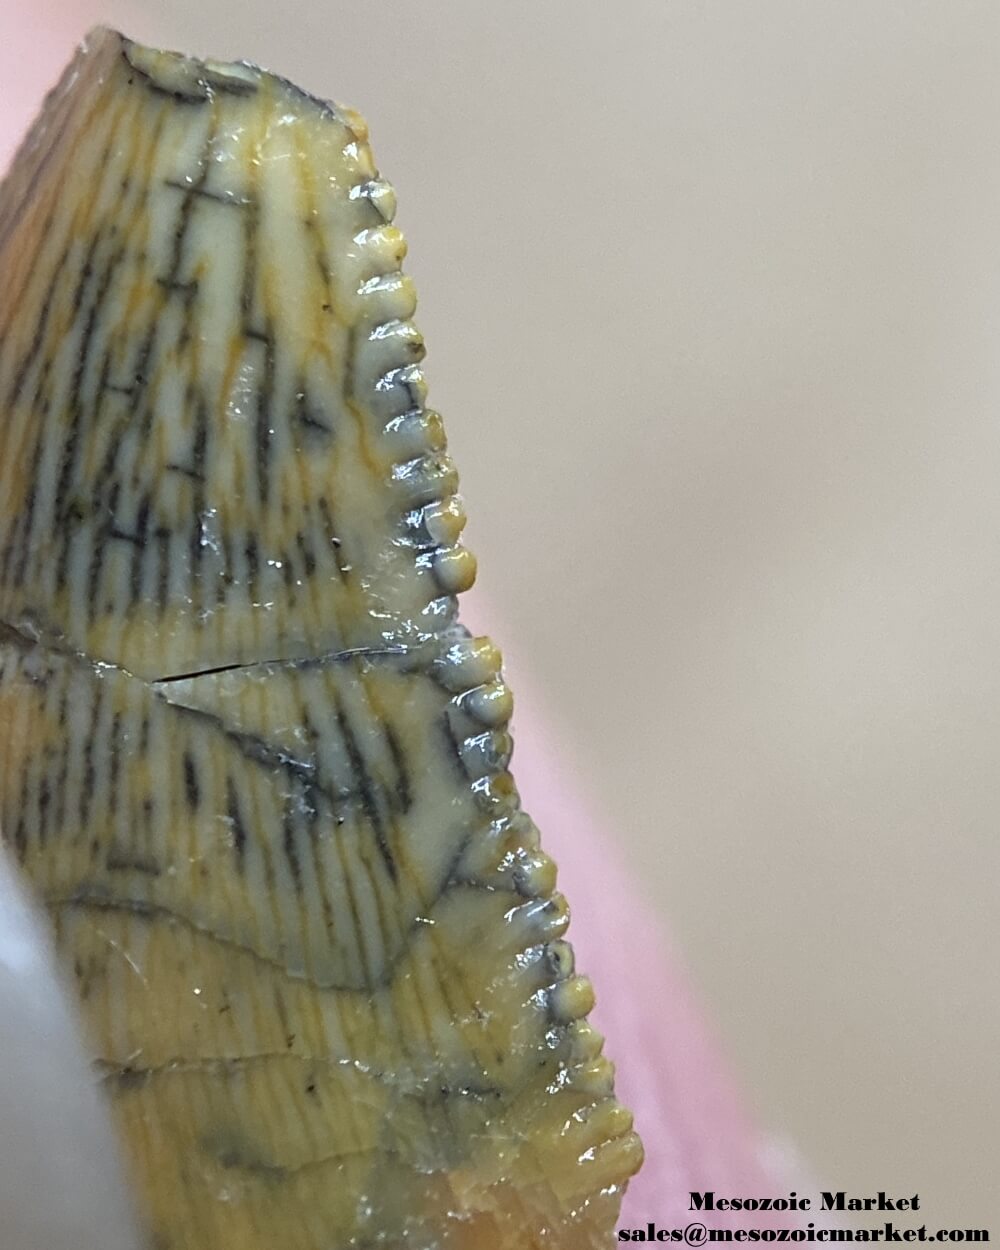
0, 27, 642, 1250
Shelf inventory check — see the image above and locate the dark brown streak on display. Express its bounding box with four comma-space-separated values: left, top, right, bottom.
54, 237, 129, 575
187, 394, 210, 615
40, 865, 507, 995
4, 433, 44, 587
121, 45, 210, 105
282, 804, 303, 888
106, 850, 161, 877
183, 750, 200, 810
226, 777, 247, 861
383, 724, 413, 814
163, 178, 252, 208
78, 676, 102, 830
168, 700, 371, 828
332, 696, 397, 882
251, 322, 277, 509
5, 240, 71, 408
317, 496, 349, 578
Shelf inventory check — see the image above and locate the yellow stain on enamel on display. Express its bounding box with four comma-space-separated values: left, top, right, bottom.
0, 28, 641, 1250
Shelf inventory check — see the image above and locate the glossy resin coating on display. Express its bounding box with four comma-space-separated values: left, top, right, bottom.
0, 29, 642, 1249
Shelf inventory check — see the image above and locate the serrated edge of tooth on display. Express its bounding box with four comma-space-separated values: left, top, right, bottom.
340, 167, 477, 617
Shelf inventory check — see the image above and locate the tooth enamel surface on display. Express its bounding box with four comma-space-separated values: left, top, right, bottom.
0, 27, 642, 1250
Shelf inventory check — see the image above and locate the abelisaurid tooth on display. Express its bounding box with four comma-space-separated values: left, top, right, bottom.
0, 27, 642, 1249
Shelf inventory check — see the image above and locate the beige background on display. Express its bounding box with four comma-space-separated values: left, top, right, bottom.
3, 0, 999, 1228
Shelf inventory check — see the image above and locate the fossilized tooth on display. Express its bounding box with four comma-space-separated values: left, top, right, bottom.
0, 27, 643, 1250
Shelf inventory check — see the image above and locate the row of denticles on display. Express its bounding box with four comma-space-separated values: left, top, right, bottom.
439, 632, 641, 1182
339, 152, 622, 1110
340, 161, 478, 617
432, 628, 623, 1106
